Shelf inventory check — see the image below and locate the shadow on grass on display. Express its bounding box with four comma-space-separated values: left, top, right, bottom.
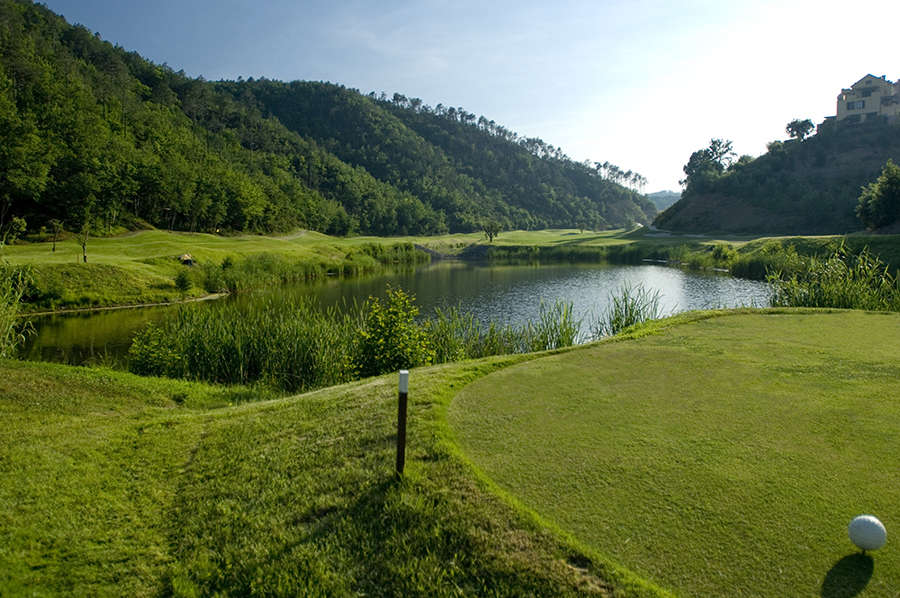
820, 553, 873, 598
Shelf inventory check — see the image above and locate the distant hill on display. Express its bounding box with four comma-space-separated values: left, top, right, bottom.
646, 190, 680, 211
0, 0, 653, 238
655, 120, 900, 234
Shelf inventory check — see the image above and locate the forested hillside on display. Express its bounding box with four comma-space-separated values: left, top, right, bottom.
646, 190, 680, 211
0, 0, 654, 240
655, 120, 900, 234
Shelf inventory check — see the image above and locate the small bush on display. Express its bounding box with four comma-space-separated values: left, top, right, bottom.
525, 299, 580, 351
711, 243, 738, 265
355, 286, 433, 377
129, 296, 359, 392
174, 269, 192, 295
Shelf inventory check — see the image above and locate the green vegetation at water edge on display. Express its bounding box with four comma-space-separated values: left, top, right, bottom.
0, 355, 667, 597
4, 227, 900, 313
128, 286, 581, 393
1, 230, 428, 310
769, 244, 900, 311
450, 310, 900, 597
0, 264, 30, 356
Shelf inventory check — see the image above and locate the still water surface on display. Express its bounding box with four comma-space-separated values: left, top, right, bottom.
23, 262, 771, 365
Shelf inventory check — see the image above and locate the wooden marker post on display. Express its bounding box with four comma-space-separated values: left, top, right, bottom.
396, 369, 409, 476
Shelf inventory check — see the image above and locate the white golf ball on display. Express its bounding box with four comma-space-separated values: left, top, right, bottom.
848, 515, 887, 551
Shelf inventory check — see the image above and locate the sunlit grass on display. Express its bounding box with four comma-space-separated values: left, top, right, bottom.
0, 355, 666, 597
450, 310, 900, 597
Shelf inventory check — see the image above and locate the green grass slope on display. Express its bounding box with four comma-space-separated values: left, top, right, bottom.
4, 229, 428, 310
450, 310, 900, 596
0, 355, 667, 597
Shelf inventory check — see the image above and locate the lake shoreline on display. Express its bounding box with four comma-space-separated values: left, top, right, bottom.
8, 228, 898, 316
21, 292, 229, 317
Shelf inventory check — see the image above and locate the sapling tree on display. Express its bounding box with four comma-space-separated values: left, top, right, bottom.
77, 212, 92, 263
49, 219, 62, 252
482, 220, 501, 243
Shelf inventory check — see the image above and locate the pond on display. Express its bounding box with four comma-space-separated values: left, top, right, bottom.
22, 261, 771, 366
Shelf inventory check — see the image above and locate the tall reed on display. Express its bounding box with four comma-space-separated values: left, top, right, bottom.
129, 296, 359, 392
0, 265, 32, 358
769, 244, 900, 311
590, 282, 663, 338
426, 299, 580, 362
128, 288, 584, 392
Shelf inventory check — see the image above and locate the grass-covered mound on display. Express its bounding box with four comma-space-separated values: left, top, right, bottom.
450, 310, 900, 596
4, 230, 428, 311
0, 357, 665, 596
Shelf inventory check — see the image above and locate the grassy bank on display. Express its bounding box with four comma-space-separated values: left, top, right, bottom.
3, 228, 899, 312
0, 355, 667, 597
1, 230, 428, 311
450, 310, 900, 597
5, 309, 896, 595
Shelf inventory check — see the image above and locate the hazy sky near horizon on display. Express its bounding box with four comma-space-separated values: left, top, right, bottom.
42, 0, 900, 191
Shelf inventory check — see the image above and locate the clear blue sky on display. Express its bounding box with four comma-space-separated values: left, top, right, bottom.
42, 0, 900, 191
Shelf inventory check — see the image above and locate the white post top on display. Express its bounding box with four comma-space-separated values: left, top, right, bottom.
398, 370, 409, 393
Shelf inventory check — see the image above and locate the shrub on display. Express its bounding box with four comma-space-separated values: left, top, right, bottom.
355, 286, 433, 377
129, 296, 358, 392
174, 269, 192, 295
128, 284, 583, 392
711, 243, 738, 265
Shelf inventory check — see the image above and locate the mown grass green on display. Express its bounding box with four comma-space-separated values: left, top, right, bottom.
450, 310, 900, 597
0, 356, 666, 597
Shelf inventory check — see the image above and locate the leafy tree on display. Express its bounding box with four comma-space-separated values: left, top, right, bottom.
707, 138, 736, 168
482, 220, 501, 243
0, 216, 26, 249
680, 139, 735, 192
0, 0, 655, 238
856, 159, 900, 229
786, 118, 814, 141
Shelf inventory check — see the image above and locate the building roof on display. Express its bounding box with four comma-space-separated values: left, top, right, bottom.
851, 74, 892, 88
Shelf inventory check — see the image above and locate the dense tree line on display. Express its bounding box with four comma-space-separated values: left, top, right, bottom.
0, 0, 653, 240
656, 119, 900, 234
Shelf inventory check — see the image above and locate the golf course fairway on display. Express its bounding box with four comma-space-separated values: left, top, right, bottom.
449, 310, 900, 597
